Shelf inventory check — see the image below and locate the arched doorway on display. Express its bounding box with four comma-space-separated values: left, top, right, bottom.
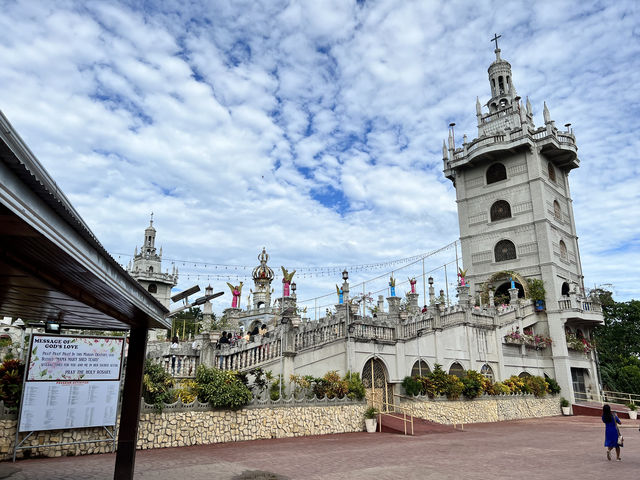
494, 281, 525, 305
362, 358, 392, 411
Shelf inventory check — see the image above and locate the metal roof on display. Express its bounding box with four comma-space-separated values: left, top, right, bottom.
0, 110, 169, 330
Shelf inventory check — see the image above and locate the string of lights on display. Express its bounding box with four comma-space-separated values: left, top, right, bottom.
110, 240, 457, 278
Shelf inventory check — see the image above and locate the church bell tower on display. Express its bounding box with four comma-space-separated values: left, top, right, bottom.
443, 35, 603, 402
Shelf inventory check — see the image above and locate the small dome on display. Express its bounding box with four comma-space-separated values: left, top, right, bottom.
252, 247, 274, 281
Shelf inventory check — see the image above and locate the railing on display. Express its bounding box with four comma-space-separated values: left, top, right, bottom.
401, 317, 433, 338
295, 321, 345, 350
378, 394, 414, 435
216, 337, 281, 371
480, 106, 514, 124
154, 355, 199, 378
350, 324, 395, 341
557, 297, 602, 313
601, 390, 640, 406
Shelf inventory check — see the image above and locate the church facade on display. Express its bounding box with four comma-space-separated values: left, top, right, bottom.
145, 45, 603, 405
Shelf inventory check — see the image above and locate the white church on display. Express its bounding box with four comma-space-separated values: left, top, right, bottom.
142, 43, 603, 405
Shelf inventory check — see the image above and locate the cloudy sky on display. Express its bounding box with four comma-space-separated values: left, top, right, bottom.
0, 0, 638, 315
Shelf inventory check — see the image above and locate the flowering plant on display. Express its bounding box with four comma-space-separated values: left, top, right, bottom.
504, 330, 524, 344
523, 334, 553, 349
565, 333, 595, 354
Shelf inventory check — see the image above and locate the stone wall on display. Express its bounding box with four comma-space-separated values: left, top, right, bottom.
399, 394, 560, 424
0, 395, 560, 460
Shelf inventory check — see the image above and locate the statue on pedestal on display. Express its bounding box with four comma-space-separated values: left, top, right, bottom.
458, 268, 467, 287
226, 281, 243, 308
409, 277, 417, 294
389, 276, 396, 297
336, 285, 344, 304
281, 266, 296, 297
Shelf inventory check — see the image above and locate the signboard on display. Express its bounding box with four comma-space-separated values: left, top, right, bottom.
18, 334, 124, 432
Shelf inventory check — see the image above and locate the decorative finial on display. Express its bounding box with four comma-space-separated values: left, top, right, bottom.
543, 101, 551, 124
476, 97, 482, 116
150, 212, 154, 226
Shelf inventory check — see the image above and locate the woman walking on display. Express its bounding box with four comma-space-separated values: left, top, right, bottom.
602, 404, 622, 461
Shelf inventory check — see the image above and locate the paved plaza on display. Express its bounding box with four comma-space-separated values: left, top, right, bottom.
2, 416, 639, 479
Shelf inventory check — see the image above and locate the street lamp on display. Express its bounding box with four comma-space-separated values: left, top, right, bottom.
291, 281, 296, 297
342, 269, 350, 374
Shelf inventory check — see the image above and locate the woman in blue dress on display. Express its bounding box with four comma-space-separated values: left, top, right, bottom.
602, 404, 622, 461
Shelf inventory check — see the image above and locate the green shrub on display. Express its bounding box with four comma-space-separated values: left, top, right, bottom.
0, 359, 24, 411
417, 376, 437, 398
195, 365, 252, 410
364, 406, 378, 419
402, 376, 422, 397
525, 376, 548, 397
142, 360, 175, 411
461, 370, 484, 399
174, 379, 198, 403
270, 374, 283, 401
545, 377, 561, 395
344, 371, 366, 400
429, 364, 449, 396
492, 381, 511, 395
444, 375, 464, 400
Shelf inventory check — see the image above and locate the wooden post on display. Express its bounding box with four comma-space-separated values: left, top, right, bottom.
114, 324, 148, 480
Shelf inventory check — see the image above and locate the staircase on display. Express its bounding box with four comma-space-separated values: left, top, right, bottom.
378, 413, 458, 436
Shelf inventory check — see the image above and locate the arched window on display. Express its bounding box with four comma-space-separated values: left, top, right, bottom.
411, 360, 430, 377
148, 284, 157, 294
518, 371, 532, 378
548, 162, 556, 182
561, 282, 570, 296
148, 266, 154, 273
495, 240, 516, 262
487, 163, 507, 184
449, 362, 465, 378
481, 364, 494, 381
559, 240, 568, 260
490, 200, 512, 222
553, 200, 562, 221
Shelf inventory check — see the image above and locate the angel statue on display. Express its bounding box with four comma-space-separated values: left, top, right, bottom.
389, 276, 396, 297
458, 268, 468, 287
226, 281, 244, 308
336, 285, 344, 304
281, 266, 296, 297
409, 277, 417, 294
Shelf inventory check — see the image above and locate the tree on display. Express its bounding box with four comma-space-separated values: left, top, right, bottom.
172, 307, 203, 340
593, 291, 640, 393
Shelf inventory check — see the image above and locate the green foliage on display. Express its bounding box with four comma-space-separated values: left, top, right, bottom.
0, 337, 13, 348
444, 375, 464, 400
344, 371, 366, 400
142, 360, 175, 411
461, 370, 484, 399
429, 364, 449, 396
526, 376, 549, 397
402, 376, 422, 397
364, 406, 378, 419
593, 293, 640, 393
173, 379, 198, 403
560, 397, 570, 407
417, 376, 437, 398
0, 359, 24, 411
195, 365, 252, 410
545, 377, 561, 395
270, 374, 283, 401
526, 278, 546, 301
491, 382, 511, 395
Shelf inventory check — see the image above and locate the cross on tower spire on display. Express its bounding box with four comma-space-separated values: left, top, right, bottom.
491, 33, 501, 50
150, 212, 154, 226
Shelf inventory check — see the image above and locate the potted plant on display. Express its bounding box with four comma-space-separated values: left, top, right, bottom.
560, 397, 571, 416
364, 406, 379, 433
527, 278, 546, 312
627, 402, 637, 420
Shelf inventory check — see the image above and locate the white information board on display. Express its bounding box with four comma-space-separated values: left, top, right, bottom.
19, 334, 124, 432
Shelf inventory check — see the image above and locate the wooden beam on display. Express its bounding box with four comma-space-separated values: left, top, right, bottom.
114, 325, 148, 479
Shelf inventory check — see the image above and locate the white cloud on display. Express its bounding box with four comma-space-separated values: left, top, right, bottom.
0, 0, 638, 314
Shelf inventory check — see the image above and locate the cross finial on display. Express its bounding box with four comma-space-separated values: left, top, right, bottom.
150, 212, 154, 226
491, 33, 501, 50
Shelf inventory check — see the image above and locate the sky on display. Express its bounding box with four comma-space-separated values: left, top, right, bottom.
0, 0, 638, 316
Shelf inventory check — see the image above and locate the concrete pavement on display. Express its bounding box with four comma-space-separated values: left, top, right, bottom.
2, 416, 639, 479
